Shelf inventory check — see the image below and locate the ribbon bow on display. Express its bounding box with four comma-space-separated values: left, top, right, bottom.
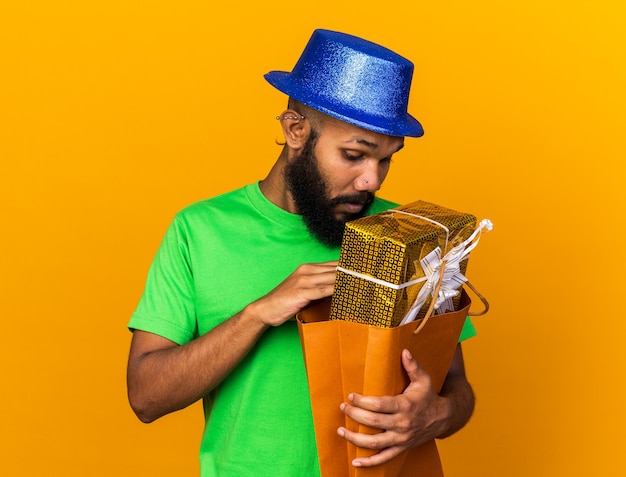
399, 219, 493, 325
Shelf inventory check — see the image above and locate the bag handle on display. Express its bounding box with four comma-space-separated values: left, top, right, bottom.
465, 280, 490, 317
413, 262, 490, 335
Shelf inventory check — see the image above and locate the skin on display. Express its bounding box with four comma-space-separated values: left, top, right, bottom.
126, 109, 475, 468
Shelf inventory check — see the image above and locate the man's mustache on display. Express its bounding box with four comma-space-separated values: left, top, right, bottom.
329, 192, 374, 207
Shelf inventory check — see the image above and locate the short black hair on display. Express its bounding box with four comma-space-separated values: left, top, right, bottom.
287, 98, 326, 130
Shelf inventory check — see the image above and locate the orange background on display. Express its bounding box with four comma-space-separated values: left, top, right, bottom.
1, 1, 624, 476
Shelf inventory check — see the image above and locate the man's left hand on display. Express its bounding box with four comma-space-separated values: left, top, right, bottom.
337, 348, 453, 468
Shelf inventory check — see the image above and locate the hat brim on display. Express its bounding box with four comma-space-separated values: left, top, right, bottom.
265, 71, 424, 138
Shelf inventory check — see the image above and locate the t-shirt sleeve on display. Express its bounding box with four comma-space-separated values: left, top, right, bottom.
459, 316, 477, 342
128, 216, 198, 345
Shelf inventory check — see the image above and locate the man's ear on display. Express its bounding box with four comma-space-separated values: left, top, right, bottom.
278, 110, 311, 151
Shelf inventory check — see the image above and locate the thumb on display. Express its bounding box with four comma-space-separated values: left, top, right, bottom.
401, 348, 428, 385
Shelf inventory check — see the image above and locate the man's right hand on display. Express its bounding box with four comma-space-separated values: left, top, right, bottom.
248, 261, 338, 327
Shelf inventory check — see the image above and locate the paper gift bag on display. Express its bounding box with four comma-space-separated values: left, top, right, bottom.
297, 290, 472, 477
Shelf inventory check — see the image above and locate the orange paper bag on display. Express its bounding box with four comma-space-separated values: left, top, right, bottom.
297, 291, 471, 477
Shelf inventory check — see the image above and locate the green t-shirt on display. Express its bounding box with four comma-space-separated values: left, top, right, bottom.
129, 182, 476, 476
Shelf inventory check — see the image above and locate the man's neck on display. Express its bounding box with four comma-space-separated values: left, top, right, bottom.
259, 150, 299, 214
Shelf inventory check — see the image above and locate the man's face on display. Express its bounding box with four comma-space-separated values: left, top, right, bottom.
285, 117, 404, 247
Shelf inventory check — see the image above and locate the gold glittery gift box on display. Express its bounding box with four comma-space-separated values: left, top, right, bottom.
329, 200, 477, 327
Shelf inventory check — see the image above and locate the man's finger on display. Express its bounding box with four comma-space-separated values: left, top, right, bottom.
336, 424, 396, 450
351, 445, 404, 468
401, 348, 429, 386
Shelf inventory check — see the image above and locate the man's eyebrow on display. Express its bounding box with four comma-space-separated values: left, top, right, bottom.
345, 138, 405, 154
354, 138, 379, 150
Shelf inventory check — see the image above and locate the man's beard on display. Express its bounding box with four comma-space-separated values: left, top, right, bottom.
284, 130, 375, 248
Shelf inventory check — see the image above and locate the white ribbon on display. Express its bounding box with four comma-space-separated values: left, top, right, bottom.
335, 266, 428, 290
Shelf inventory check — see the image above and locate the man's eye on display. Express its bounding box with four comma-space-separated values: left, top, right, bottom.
344, 151, 363, 160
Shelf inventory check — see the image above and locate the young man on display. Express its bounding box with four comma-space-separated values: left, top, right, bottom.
127, 29, 475, 476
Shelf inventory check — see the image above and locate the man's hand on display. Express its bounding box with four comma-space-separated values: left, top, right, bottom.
249, 261, 338, 327
337, 346, 474, 468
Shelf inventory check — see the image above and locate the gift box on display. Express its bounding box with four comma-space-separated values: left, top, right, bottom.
330, 200, 477, 327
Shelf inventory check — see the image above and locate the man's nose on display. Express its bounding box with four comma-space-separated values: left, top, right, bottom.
354, 165, 382, 192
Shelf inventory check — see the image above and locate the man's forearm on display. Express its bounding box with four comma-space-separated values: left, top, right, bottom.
437, 373, 475, 438
127, 304, 267, 423
436, 345, 475, 438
